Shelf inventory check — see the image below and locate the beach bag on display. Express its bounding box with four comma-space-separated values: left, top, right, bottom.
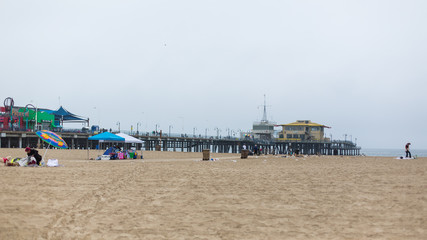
47, 159, 59, 167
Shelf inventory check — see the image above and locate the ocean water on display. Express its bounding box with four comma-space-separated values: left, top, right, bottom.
361, 148, 427, 157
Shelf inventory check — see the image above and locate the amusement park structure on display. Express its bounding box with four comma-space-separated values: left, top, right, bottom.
0, 97, 89, 131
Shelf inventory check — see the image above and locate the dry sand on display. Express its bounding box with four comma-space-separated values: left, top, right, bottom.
0, 148, 426, 239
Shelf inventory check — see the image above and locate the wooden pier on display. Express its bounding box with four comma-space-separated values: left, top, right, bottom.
0, 131, 361, 156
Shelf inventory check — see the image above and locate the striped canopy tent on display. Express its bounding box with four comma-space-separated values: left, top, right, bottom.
116, 133, 143, 143
116, 133, 144, 158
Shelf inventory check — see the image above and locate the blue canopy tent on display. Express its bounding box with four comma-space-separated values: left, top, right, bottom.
53, 106, 88, 122
88, 132, 125, 141
88, 132, 125, 159
41, 106, 89, 125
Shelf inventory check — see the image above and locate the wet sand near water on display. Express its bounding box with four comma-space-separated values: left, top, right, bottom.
0, 149, 426, 239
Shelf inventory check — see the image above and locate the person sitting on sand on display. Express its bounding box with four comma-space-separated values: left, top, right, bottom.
405, 143, 411, 158
3, 156, 19, 166
25, 147, 42, 165
113, 145, 122, 153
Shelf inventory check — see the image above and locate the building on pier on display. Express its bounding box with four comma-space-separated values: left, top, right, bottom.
277, 120, 330, 141
252, 121, 275, 141
252, 95, 276, 141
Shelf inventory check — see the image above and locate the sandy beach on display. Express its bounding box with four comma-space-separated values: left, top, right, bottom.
0, 149, 426, 239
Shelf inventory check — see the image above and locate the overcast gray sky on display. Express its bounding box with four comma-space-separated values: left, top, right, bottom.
1, 0, 426, 149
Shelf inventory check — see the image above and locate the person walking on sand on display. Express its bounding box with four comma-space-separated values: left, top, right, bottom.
253, 145, 259, 155
405, 143, 411, 158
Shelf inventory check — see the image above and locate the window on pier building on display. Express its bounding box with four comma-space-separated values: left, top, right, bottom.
287, 134, 292, 138
285, 126, 303, 131
293, 134, 299, 138
253, 125, 274, 131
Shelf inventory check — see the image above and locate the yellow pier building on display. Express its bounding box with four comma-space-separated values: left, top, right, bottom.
277, 120, 330, 141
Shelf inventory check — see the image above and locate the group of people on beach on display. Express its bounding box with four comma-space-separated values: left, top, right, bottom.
3, 147, 42, 166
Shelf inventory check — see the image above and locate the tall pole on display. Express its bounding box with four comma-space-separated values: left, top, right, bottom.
214, 127, 220, 138
116, 121, 120, 133
262, 94, 268, 123
178, 117, 184, 132
140, 112, 145, 133
35, 106, 38, 131
137, 122, 141, 135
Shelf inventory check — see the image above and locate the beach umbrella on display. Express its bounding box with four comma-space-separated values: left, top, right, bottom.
36, 130, 68, 149
36, 130, 68, 162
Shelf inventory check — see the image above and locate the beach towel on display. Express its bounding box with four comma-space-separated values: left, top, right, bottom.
396, 156, 415, 159
18, 157, 38, 167
18, 157, 28, 166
